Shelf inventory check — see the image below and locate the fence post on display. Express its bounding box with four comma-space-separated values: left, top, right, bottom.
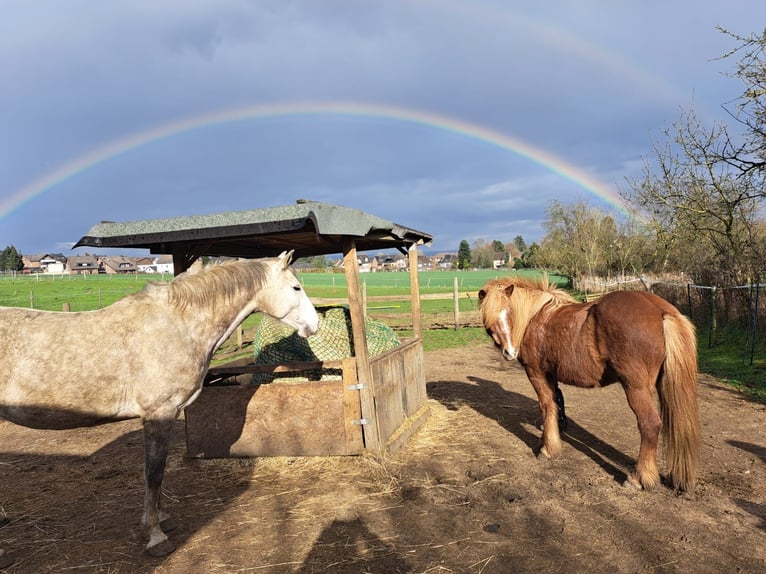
750, 282, 760, 366
453, 276, 460, 330
687, 283, 693, 322
709, 286, 717, 348
62, 303, 70, 312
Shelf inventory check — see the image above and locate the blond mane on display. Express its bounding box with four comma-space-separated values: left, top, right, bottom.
480, 275, 576, 345
493, 275, 575, 304
167, 259, 269, 310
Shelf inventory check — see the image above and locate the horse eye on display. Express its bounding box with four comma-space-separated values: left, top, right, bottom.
293, 285, 302, 291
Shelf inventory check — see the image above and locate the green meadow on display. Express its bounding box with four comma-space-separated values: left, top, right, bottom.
0, 269, 565, 312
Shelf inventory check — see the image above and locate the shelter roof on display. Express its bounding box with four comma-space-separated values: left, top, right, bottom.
74, 200, 432, 261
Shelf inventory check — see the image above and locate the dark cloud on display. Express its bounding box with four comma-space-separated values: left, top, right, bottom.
1, 0, 761, 255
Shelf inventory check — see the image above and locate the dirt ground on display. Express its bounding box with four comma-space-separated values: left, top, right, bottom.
1, 343, 765, 573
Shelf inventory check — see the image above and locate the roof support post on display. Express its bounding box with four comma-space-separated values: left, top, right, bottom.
408, 243, 423, 339
342, 240, 382, 453
171, 246, 189, 276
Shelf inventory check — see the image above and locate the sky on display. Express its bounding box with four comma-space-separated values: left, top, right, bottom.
1, 0, 763, 257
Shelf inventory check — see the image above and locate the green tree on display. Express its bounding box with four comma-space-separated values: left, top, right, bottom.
469, 238, 501, 269
523, 242, 542, 269
303, 255, 330, 269
0, 245, 23, 272
457, 240, 472, 269
513, 235, 527, 254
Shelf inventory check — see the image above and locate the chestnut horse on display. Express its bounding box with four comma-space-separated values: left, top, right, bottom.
0, 251, 318, 559
478, 276, 700, 492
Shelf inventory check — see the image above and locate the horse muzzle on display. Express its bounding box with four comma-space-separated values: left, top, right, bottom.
502, 347, 518, 361
297, 321, 319, 338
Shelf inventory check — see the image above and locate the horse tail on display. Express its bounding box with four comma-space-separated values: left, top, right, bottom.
658, 312, 701, 492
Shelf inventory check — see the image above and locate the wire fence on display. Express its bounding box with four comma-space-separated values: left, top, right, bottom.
651, 281, 765, 362
577, 275, 765, 366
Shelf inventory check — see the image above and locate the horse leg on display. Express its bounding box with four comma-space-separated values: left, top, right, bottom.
554, 384, 567, 432
622, 384, 662, 490
528, 374, 562, 458
142, 417, 177, 557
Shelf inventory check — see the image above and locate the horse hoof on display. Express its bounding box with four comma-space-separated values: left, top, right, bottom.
160, 516, 177, 533
147, 538, 175, 557
623, 475, 643, 490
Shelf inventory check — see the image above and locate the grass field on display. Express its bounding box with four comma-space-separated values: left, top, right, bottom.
0, 269, 565, 312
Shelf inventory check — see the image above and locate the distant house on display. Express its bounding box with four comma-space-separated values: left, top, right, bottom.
135, 256, 155, 273
100, 256, 138, 274
154, 255, 174, 275
378, 254, 407, 271
357, 254, 373, 273
134, 255, 173, 274
22, 253, 67, 274
67, 255, 101, 275
418, 255, 434, 270
437, 253, 457, 270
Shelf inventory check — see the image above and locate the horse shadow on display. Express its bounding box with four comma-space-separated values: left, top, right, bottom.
727, 439, 766, 464
296, 517, 412, 573
727, 440, 766, 532
0, 419, 253, 569
427, 375, 635, 486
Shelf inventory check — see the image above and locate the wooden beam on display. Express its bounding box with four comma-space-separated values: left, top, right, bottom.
408, 243, 423, 339
171, 241, 215, 275
343, 240, 381, 452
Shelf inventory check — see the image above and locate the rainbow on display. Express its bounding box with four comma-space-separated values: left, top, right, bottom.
0, 101, 637, 219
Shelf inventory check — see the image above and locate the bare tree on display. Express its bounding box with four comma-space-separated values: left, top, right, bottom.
536, 199, 630, 278
717, 27, 766, 180
626, 106, 764, 284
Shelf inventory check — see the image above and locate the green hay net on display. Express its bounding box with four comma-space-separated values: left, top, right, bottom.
252, 306, 400, 383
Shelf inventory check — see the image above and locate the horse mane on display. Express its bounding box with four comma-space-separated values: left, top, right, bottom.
166, 259, 270, 310
481, 275, 575, 313
496, 275, 576, 305
480, 275, 576, 342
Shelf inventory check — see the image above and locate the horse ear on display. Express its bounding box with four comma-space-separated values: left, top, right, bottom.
278, 250, 295, 269
478, 289, 487, 301
504, 284, 515, 297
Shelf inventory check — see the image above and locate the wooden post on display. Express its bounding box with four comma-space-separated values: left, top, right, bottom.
687, 283, 693, 321
408, 244, 423, 339
343, 240, 381, 452
750, 282, 760, 366
62, 303, 70, 312
453, 276, 460, 330
709, 286, 717, 348
172, 247, 188, 276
